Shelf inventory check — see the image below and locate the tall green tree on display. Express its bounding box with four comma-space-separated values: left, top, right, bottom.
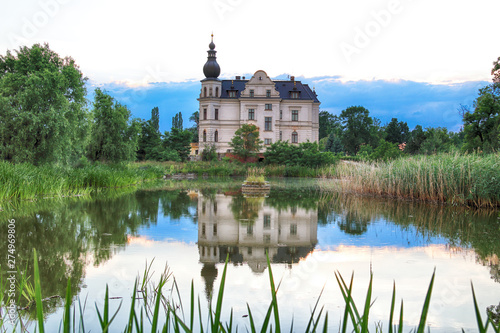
318, 111, 342, 140
0, 43, 88, 165
385, 118, 410, 144
188, 111, 199, 143
172, 112, 183, 130
163, 128, 192, 162
87, 88, 141, 162
462, 84, 500, 152
229, 123, 262, 159
339, 106, 374, 155
406, 125, 426, 154
137, 107, 162, 160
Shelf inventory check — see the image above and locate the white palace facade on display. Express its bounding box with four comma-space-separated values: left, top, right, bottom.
198, 36, 320, 156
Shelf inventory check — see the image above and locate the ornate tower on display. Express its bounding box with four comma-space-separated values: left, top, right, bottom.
199, 34, 222, 149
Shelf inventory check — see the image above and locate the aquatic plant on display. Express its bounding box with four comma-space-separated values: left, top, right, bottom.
2, 249, 498, 332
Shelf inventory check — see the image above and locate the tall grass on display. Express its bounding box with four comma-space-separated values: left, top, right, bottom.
3, 250, 498, 332
333, 153, 500, 208
0, 161, 165, 201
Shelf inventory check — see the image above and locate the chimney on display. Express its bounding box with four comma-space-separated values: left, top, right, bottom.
236, 76, 241, 80
290, 76, 295, 82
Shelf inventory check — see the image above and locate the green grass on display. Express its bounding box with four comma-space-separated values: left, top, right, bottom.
2, 250, 498, 332
333, 153, 500, 208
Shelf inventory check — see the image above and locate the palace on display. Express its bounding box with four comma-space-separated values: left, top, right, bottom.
197, 36, 320, 156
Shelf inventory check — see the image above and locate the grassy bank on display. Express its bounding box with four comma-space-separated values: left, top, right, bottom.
0, 161, 165, 201
332, 153, 500, 208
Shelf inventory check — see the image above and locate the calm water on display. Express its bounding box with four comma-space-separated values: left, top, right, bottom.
1, 179, 499, 332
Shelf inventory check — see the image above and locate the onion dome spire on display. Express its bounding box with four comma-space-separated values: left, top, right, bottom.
203, 34, 221, 79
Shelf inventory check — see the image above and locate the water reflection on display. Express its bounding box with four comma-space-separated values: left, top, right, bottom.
1, 179, 499, 328
197, 190, 318, 298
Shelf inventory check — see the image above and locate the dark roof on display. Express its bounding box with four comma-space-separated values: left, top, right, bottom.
219, 79, 319, 103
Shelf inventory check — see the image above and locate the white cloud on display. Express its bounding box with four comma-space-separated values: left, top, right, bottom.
1, 0, 499, 84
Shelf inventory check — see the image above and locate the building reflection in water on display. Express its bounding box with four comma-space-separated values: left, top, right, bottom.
197, 191, 318, 298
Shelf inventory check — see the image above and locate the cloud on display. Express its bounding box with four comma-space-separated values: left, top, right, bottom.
88, 77, 488, 134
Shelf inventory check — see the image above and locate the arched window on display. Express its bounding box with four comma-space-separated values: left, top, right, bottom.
203, 130, 207, 142
292, 131, 298, 143
204, 87, 207, 97
215, 87, 219, 97
214, 130, 219, 142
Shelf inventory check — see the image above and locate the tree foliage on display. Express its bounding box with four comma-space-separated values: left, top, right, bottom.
87, 88, 141, 162
385, 118, 410, 144
462, 84, 500, 152
0, 43, 88, 165
264, 141, 337, 167
339, 106, 375, 155
137, 107, 162, 161
172, 112, 183, 130
229, 123, 262, 159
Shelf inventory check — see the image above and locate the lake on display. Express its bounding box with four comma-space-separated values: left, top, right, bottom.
1, 178, 499, 332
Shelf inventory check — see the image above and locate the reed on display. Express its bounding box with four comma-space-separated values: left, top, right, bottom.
333, 153, 500, 208
3, 250, 497, 332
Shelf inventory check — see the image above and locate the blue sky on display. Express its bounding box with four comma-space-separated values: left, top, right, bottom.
1, 0, 499, 132
93, 77, 487, 133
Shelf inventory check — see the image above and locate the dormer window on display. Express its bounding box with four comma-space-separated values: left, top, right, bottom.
249, 89, 254, 98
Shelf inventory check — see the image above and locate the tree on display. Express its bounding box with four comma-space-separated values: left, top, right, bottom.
339, 106, 374, 155
462, 84, 500, 152
163, 128, 192, 162
87, 88, 141, 162
137, 107, 162, 161
188, 111, 199, 143
229, 123, 262, 160
385, 118, 410, 144
325, 132, 344, 153
406, 125, 426, 154
172, 112, 183, 130
319, 111, 342, 140
0, 43, 88, 165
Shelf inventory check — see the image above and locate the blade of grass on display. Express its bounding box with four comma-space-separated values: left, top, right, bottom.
471, 282, 489, 333
388, 281, 396, 333
361, 273, 373, 333
416, 268, 435, 333
266, 251, 281, 333
63, 278, 71, 333
33, 249, 45, 333
213, 255, 229, 332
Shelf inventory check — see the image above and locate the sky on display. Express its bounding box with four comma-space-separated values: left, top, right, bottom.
1, 0, 499, 132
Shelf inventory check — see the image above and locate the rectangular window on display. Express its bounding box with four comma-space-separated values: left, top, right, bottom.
264, 138, 272, 145
248, 109, 255, 120
229, 91, 236, 98
249, 89, 254, 97
266, 90, 271, 97
264, 215, 271, 229
290, 224, 297, 236
265, 103, 272, 110
292, 110, 299, 121
214, 108, 219, 120
265, 117, 272, 131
